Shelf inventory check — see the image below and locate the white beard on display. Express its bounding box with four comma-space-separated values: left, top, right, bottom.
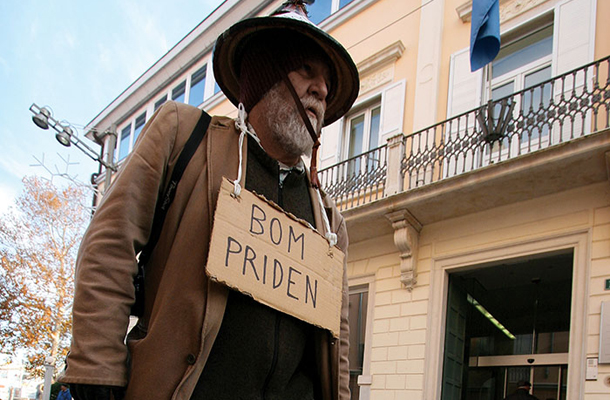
260, 83, 325, 160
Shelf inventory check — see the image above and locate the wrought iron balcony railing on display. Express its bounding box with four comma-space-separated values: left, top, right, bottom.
320, 55, 610, 211
319, 145, 388, 209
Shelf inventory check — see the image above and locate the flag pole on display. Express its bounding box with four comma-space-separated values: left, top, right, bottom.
485, 63, 492, 102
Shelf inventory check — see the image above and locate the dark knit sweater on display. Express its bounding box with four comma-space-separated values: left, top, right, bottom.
191, 138, 318, 400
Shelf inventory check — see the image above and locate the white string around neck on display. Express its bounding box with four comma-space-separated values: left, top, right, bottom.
233, 103, 337, 247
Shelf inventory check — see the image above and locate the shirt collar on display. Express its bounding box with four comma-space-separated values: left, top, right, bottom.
246, 123, 305, 175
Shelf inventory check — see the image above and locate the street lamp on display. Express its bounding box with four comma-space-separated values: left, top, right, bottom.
55, 125, 73, 147
32, 106, 51, 130
29, 103, 117, 191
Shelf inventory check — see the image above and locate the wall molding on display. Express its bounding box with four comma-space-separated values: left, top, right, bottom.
456, 0, 550, 23
357, 40, 405, 77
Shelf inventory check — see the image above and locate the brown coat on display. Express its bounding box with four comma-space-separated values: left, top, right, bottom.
61, 101, 350, 400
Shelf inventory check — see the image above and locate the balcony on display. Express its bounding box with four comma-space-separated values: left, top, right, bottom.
320, 56, 610, 218
319, 56, 610, 247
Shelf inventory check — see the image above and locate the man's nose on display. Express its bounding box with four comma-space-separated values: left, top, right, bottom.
309, 74, 328, 102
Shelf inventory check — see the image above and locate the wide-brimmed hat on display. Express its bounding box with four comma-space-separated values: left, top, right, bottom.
213, 0, 359, 126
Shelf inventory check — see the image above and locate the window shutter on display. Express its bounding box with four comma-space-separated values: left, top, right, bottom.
554, 0, 595, 138
554, 0, 595, 76
447, 47, 482, 118
379, 79, 406, 143
319, 119, 343, 169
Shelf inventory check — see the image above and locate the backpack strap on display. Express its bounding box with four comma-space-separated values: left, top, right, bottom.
131, 109, 211, 316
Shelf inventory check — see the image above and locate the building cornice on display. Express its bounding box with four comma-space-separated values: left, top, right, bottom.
85, 0, 278, 137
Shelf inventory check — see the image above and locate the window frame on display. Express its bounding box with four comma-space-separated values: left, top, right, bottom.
154, 94, 167, 111
172, 80, 186, 103
117, 123, 132, 161
348, 276, 375, 400
133, 112, 147, 144
188, 65, 207, 107
483, 21, 554, 159
308, 0, 357, 24
116, 111, 147, 162
110, 57, 225, 163
342, 100, 382, 161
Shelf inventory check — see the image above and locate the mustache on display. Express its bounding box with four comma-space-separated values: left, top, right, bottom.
300, 95, 325, 127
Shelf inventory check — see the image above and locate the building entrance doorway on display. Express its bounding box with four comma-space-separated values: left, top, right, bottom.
441, 250, 573, 400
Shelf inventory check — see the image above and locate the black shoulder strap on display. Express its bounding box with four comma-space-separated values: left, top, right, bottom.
132, 110, 210, 316
139, 110, 211, 265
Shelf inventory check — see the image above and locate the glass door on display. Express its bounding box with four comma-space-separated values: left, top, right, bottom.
466, 363, 567, 400
441, 251, 573, 400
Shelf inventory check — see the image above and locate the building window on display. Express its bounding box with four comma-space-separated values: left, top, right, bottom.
118, 124, 131, 161
133, 113, 146, 143
491, 24, 553, 83
309, 0, 332, 24
339, 0, 356, 7
189, 66, 207, 107
349, 285, 369, 400
346, 104, 381, 159
343, 103, 382, 177
154, 95, 167, 111
308, 0, 356, 24
487, 21, 553, 154
172, 81, 186, 103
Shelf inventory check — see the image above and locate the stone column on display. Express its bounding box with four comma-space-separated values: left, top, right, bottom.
385, 133, 405, 196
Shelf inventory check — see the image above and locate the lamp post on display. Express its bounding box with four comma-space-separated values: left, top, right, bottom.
42, 356, 54, 400
29, 103, 117, 192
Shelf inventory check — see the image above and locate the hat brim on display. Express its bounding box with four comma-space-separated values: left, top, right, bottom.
213, 16, 359, 126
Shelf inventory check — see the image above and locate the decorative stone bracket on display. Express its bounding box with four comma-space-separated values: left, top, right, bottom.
385, 209, 422, 291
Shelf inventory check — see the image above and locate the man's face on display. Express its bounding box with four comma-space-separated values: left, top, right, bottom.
258, 57, 330, 160
286, 57, 331, 130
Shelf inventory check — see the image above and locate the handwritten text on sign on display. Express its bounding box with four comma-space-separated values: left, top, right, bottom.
206, 178, 344, 337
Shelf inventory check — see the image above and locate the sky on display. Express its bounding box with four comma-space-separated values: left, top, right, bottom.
0, 0, 225, 213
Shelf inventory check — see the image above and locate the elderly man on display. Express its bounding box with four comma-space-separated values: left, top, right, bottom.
60, 1, 359, 400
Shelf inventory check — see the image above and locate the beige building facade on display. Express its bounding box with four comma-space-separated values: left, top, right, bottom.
84, 0, 609, 399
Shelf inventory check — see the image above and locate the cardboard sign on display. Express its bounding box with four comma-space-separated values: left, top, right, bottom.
207, 178, 345, 338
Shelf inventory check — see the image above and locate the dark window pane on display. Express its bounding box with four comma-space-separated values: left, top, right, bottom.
172, 81, 186, 103
348, 114, 365, 176
133, 113, 146, 143
349, 372, 360, 400
493, 26, 553, 79
522, 65, 552, 142
119, 124, 131, 160
348, 114, 365, 158
154, 95, 167, 111
189, 66, 206, 107
368, 106, 381, 150
308, 0, 332, 24
348, 291, 368, 371
348, 286, 368, 400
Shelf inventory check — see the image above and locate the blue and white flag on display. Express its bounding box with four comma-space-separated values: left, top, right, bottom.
470, 0, 500, 72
